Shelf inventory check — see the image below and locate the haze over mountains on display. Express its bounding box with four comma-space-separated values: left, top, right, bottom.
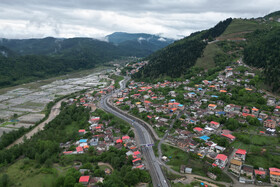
0, 32, 174, 56
0, 32, 173, 88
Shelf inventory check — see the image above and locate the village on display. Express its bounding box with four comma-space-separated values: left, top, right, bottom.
108, 60, 280, 185
57, 76, 148, 186
25, 58, 280, 186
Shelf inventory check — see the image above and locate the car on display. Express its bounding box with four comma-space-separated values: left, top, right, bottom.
163, 180, 166, 183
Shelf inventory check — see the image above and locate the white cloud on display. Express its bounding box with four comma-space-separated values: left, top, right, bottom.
0, 0, 279, 39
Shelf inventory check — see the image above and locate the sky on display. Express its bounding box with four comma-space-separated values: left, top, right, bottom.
0, 0, 279, 39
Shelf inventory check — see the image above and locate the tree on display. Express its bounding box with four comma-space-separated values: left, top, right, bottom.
63, 176, 76, 187
124, 171, 138, 186
0, 174, 9, 187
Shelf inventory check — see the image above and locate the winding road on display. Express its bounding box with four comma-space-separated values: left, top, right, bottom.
99, 77, 168, 187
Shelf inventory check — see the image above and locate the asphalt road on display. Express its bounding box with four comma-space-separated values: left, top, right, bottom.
100, 77, 168, 187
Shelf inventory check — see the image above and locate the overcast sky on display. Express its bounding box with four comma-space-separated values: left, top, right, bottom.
0, 0, 279, 39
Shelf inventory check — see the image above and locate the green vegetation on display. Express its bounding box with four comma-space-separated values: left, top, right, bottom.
220, 19, 267, 37
161, 144, 232, 183
109, 74, 124, 89
133, 18, 232, 81
195, 43, 224, 69
232, 132, 280, 169
0, 159, 65, 187
244, 27, 280, 92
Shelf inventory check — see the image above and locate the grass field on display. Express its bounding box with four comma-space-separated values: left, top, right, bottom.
0, 159, 69, 187
0, 121, 15, 127
232, 132, 280, 169
195, 43, 223, 69
221, 19, 267, 37
161, 144, 190, 172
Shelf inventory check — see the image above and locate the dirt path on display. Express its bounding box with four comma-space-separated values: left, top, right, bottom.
98, 162, 114, 171
7, 99, 66, 149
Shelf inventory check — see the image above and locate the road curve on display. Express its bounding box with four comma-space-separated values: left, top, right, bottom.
7, 99, 65, 149
100, 77, 168, 187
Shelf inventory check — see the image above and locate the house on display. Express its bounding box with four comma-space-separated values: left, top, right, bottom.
76, 146, 84, 154
180, 165, 192, 173
122, 136, 130, 142
89, 137, 99, 146
230, 159, 242, 174
79, 169, 90, 175
193, 127, 203, 133
200, 135, 210, 141
264, 119, 276, 129
208, 104, 217, 110
251, 107, 259, 117
221, 133, 236, 141
89, 177, 104, 186
241, 165, 254, 179
226, 71, 233, 78
212, 154, 228, 169
234, 149, 246, 161
133, 150, 141, 157
116, 139, 123, 144
245, 71, 255, 77
269, 168, 280, 185
187, 92, 196, 98
267, 97, 276, 106
79, 176, 90, 185
209, 121, 220, 128
254, 169, 266, 179
63, 151, 73, 155
79, 129, 86, 135
132, 158, 142, 165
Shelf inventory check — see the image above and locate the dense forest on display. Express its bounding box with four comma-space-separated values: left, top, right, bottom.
132, 18, 232, 81
244, 27, 280, 92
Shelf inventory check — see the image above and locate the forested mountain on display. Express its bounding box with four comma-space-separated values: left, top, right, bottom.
106, 32, 174, 56
0, 33, 174, 57
132, 18, 232, 81
106, 32, 174, 45
0, 33, 174, 88
244, 27, 280, 92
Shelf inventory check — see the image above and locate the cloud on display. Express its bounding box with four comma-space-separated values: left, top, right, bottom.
0, 0, 279, 39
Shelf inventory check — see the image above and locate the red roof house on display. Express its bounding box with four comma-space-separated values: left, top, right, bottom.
122, 136, 130, 140
79, 176, 90, 184
193, 127, 203, 132
254, 169, 266, 176
234, 149, 246, 160
76, 146, 84, 153
215, 154, 228, 161
210, 121, 220, 128
221, 133, 236, 141
236, 149, 246, 155
116, 139, 123, 144
133, 151, 141, 156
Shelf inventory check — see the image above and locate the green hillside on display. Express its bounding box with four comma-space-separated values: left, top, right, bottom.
244, 27, 280, 92
132, 18, 232, 81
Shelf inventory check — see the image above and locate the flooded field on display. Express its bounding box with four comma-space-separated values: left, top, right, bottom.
0, 67, 111, 136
